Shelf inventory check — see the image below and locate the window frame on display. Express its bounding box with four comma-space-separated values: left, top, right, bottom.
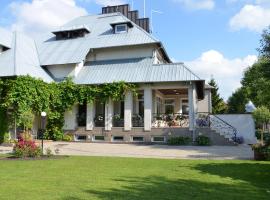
115, 24, 128, 34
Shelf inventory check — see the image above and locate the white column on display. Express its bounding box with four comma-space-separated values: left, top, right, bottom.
144, 87, 152, 131
86, 102, 95, 130
179, 98, 183, 114
188, 85, 194, 131
105, 98, 113, 131
124, 91, 133, 131
188, 84, 197, 135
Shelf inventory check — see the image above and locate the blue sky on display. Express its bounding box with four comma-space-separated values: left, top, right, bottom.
0, 0, 269, 99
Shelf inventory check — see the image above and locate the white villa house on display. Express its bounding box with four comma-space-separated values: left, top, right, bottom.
0, 5, 255, 144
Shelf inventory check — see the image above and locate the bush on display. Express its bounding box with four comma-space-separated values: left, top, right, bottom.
63, 134, 73, 142
196, 135, 211, 146
256, 130, 270, 145
168, 137, 191, 145
45, 148, 53, 157
13, 133, 41, 158
0, 132, 10, 144
252, 143, 270, 161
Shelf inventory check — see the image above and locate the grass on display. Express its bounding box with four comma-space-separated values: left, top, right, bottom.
0, 156, 269, 200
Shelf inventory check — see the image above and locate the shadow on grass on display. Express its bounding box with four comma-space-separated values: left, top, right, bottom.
62, 162, 270, 200
194, 162, 270, 189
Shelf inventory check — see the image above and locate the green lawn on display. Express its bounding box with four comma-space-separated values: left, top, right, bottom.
0, 156, 269, 200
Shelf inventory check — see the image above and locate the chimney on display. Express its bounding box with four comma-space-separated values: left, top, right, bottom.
102, 4, 150, 33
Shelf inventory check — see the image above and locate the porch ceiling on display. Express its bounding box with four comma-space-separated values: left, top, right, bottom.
158, 89, 188, 96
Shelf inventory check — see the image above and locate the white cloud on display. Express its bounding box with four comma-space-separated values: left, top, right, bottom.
10, 0, 88, 36
173, 0, 215, 10
185, 50, 257, 99
229, 4, 270, 32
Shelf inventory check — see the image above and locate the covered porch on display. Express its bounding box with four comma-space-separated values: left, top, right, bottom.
73, 82, 203, 133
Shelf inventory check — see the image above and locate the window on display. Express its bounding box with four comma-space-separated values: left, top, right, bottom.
115, 24, 128, 33
132, 136, 144, 142
76, 135, 87, 141
113, 136, 124, 141
152, 136, 166, 143
93, 135, 105, 141
156, 97, 163, 114
165, 99, 175, 114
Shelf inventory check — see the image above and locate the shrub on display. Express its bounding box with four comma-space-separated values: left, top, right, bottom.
0, 132, 10, 144
168, 137, 191, 145
196, 135, 211, 146
256, 130, 270, 145
45, 148, 53, 157
63, 134, 73, 142
252, 143, 270, 160
13, 133, 41, 158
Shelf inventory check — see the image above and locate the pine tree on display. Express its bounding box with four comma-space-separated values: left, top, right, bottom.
208, 78, 227, 114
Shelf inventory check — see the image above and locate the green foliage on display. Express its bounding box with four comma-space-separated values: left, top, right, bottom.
208, 78, 227, 114
63, 134, 73, 142
258, 26, 270, 59
19, 111, 34, 132
45, 148, 53, 157
242, 58, 270, 109
253, 106, 270, 126
227, 87, 249, 114
196, 135, 211, 146
0, 76, 137, 141
0, 108, 9, 143
167, 136, 191, 145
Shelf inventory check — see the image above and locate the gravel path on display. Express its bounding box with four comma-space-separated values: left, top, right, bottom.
1, 142, 253, 160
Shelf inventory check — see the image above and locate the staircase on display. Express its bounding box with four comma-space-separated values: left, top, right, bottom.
196, 113, 238, 145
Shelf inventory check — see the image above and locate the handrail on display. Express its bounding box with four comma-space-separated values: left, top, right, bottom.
196, 112, 237, 141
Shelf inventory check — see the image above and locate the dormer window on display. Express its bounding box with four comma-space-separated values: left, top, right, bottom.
52, 25, 90, 40
115, 24, 128, 33
110, 20, 133, 34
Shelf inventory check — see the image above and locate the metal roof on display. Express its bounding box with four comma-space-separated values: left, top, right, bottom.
52, 25, 91, 34
74, 57, 201, 85
36, 13, 159, 66
0, 31, 53, 82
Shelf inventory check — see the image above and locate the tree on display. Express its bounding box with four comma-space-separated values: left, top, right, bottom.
253, 106, 270, 144
227, 26, 270, 110
208, 78, 227, 114
227, 87, 249, 114
242, 57, 270, 109
258, 26, 270, 59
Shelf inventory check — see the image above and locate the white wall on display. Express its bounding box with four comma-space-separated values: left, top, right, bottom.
64, 104, 78, 130
46, 64, 76, 79
86, 45, 155, 61
215, 114, 257, 144
197, 89, 211, 113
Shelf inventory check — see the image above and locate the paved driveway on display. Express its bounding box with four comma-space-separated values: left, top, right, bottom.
1, 142, 253, 160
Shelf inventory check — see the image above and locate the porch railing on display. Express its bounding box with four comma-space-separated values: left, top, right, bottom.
196, 112, 237, 140
94, 115, 105, 127
113, 115, 124, 127
132, 114, 144, 127
152, 113, 189, 128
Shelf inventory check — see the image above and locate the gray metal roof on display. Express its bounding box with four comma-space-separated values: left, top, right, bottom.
0, 31, 53, 82
52, 25, 91, 34
36, 13, 159, 66
74, 57, 201, 85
